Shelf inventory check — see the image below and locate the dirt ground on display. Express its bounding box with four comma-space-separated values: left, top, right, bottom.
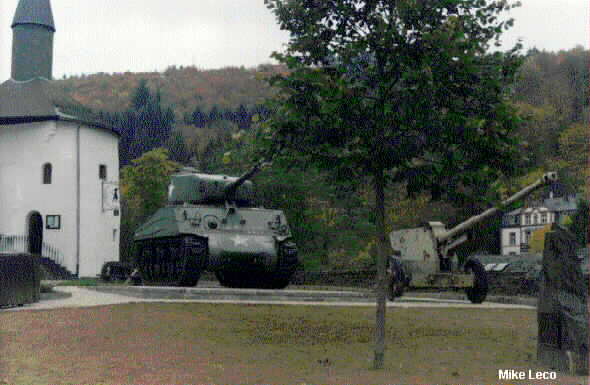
0, 303, 587, 385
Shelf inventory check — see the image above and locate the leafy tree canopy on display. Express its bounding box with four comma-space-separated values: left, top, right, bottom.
121, 148, 181, 222
569, 199, 589, 247
557, 122, 589, 195
131, 79, 152, 110
262, 0, 524, 202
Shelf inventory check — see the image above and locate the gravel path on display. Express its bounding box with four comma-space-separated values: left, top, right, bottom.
0, 286, 535, 312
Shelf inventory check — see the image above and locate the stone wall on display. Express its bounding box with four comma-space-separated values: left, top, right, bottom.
294, 269, 542, 295
0, 253, 41, 307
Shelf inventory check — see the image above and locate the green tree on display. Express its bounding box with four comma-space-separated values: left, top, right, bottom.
515, 103, 561, 168
557, 122, 589, 194
112, 81, 177, 165
131, 79, 152, 110
263, 0, 524, 369
120, 149, 181, 262
191, 106, 208, 128
165, 130, 193, 164
569, 199, 589, 247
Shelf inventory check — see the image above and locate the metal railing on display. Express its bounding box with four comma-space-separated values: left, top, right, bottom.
0, 234, 64, 266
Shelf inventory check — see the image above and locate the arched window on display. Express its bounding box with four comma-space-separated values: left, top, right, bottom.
99, 164, 107, 180
42, 163, 52, 184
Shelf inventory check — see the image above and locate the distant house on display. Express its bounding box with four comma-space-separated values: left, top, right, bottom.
500, 192, 580, 256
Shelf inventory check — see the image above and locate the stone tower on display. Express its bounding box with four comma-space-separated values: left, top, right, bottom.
11, 0, 56, 81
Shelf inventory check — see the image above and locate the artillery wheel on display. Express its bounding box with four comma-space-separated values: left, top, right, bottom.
464, 258, 488, 304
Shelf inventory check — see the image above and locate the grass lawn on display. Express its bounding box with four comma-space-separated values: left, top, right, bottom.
0, 304, 586, 385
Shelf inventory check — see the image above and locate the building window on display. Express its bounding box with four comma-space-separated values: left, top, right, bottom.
42, 163, 52, 184
541, 213, 547, 224
46, 215, 61, 230
525, 214, 531, 225
509, 232, 516, 246
533, 214, 538, 224
99, 164, 107, 180
515, 215, 520, 225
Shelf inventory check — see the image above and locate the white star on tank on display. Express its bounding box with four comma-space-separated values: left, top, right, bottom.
232, 235, 249, 247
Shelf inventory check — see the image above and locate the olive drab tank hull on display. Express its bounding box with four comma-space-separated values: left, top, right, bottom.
133, 168, 299, 288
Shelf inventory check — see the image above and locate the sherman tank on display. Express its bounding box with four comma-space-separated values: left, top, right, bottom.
133, 163, 298, 288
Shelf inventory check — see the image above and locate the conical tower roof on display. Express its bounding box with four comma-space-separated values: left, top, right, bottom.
11, 0, 55, 32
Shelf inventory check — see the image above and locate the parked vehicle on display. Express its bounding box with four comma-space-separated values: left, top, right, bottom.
133, 163, 299, 288
389, 172, 558, 303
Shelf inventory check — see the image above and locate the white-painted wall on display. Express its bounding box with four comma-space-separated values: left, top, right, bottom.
501, 228, 521, 255
0, 120, 119, 277
76, 121, 120, 277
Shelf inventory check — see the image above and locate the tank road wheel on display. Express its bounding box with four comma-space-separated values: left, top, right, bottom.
215, 270, 251, 288
464, 258, 488, 304
266, 276, 291, 289
136, 243, 145, 278
169, 245, 181, 281
266, 241, 299, 289
176, 236, 207, 287
214, 271, 231, 287
141, 244, 154, 281
215, 270, 249, 288
244, 271, 288, 289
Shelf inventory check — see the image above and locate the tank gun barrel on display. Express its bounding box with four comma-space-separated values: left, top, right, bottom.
437, 172, 558, 243
223, 160, 268, 199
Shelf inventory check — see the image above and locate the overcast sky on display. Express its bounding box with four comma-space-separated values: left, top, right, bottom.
0, 0, 588, 81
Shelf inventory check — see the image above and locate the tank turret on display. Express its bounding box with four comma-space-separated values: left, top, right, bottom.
167, 162, 268, 206
224, 161, 266, 201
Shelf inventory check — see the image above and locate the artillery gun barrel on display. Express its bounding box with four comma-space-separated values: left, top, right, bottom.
223, 160, 267, 199
437, 172, 558, 243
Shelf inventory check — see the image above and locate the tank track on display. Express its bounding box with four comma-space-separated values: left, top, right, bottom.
135, 235, 207, 287
215, 240, 299, 289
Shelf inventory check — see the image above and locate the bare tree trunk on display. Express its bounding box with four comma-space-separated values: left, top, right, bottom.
373, 167, 388, 369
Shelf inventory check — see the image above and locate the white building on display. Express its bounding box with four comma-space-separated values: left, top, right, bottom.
500, 193, 579, 256
0, 0, 120, 277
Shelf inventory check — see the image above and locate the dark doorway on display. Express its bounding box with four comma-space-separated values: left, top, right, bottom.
28, 212, 43, 255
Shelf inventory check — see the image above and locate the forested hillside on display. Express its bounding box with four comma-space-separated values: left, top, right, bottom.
56, 64, 283, 114
54, 48, 588, 269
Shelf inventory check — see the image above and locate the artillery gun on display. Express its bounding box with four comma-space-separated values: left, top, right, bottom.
133, 162, 298, 288
389, 172, 558, 303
